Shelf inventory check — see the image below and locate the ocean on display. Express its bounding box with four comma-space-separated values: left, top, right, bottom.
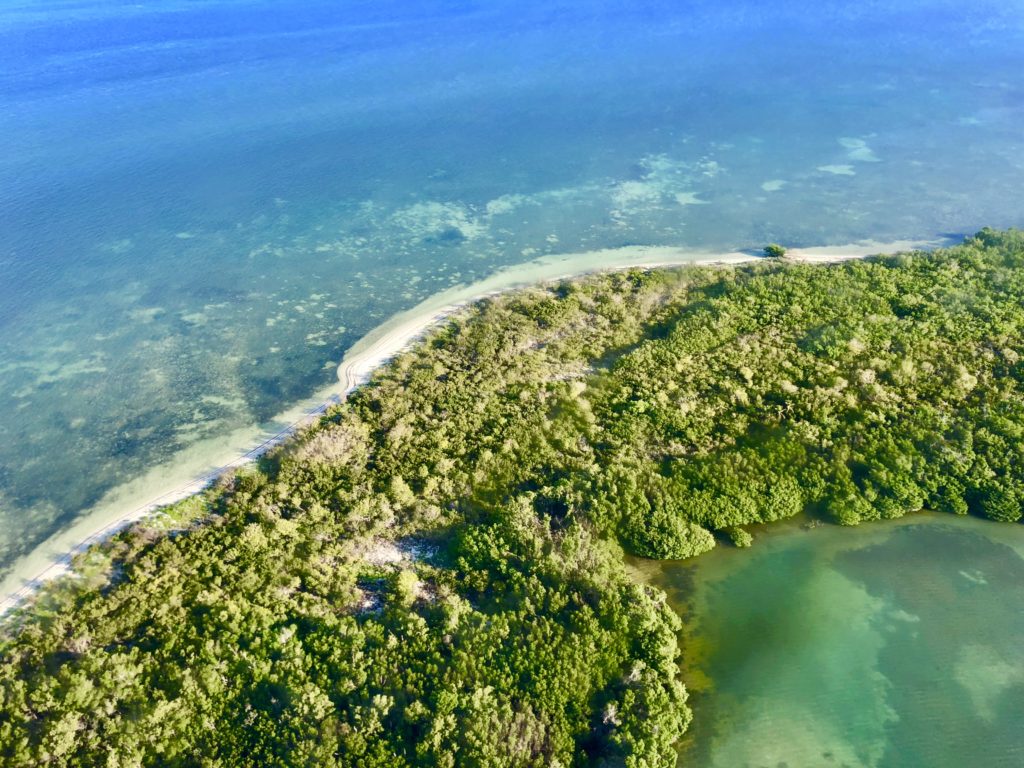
2, 0, 1023, 591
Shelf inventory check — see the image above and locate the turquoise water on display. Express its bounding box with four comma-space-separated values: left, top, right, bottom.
656, 515, 1024, 767
2, 2, 1024, 578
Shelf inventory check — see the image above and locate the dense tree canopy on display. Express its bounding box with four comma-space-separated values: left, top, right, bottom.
1, 229, 1022, 766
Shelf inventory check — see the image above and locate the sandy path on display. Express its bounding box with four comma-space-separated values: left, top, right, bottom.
0, 237, 941, 616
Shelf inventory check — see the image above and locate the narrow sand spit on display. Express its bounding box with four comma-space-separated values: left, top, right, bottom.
0, 238, 942, 616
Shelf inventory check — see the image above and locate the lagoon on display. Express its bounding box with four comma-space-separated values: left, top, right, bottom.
654, 514, 1024, 767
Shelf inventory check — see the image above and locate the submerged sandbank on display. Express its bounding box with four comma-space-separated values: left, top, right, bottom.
0, 237, 941, 616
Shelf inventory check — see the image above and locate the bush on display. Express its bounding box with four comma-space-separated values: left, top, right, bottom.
622, 499, 716, 560
725, 526, 753, 548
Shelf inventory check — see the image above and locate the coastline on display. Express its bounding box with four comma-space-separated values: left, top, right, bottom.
0, 237, 942, 617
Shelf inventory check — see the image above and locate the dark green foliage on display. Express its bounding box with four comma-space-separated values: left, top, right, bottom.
618, 484, 716, 560
2, 230, 1024, 766
763, 243, 787, 258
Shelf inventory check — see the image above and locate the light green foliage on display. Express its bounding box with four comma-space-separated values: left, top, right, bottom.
726, 527, 753, 548
2, 229, 1024, 766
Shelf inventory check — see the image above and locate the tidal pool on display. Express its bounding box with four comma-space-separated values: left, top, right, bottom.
652, 514, 1024, 767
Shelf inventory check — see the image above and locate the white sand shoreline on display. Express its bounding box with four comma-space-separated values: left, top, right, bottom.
0, 237, 942, 617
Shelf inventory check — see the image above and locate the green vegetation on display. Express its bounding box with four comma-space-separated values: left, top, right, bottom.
2, 229, 1024, 766
763, 243, 787, 258
724, 527, 753, 548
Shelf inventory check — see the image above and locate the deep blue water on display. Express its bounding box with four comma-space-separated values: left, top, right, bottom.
2, 0, 1023, 576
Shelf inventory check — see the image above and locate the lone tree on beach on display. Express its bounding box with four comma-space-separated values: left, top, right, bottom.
763, 243, 787, 258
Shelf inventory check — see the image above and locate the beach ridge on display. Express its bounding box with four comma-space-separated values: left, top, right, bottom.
0, 238, 939, 617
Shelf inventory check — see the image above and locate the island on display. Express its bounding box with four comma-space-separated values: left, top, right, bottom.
1, 228, 1022, 766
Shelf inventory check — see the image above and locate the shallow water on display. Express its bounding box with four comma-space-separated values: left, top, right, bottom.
2, 1, 1024, 580
654, 514, 1024, 767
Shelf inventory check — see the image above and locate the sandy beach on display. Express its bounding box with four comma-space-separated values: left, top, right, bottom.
0, 237, 942, 616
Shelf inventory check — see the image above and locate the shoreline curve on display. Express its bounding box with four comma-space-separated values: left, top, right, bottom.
0, 237, 942, 617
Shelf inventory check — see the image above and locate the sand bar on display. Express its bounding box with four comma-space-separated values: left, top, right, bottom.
0, 237, 943, 616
